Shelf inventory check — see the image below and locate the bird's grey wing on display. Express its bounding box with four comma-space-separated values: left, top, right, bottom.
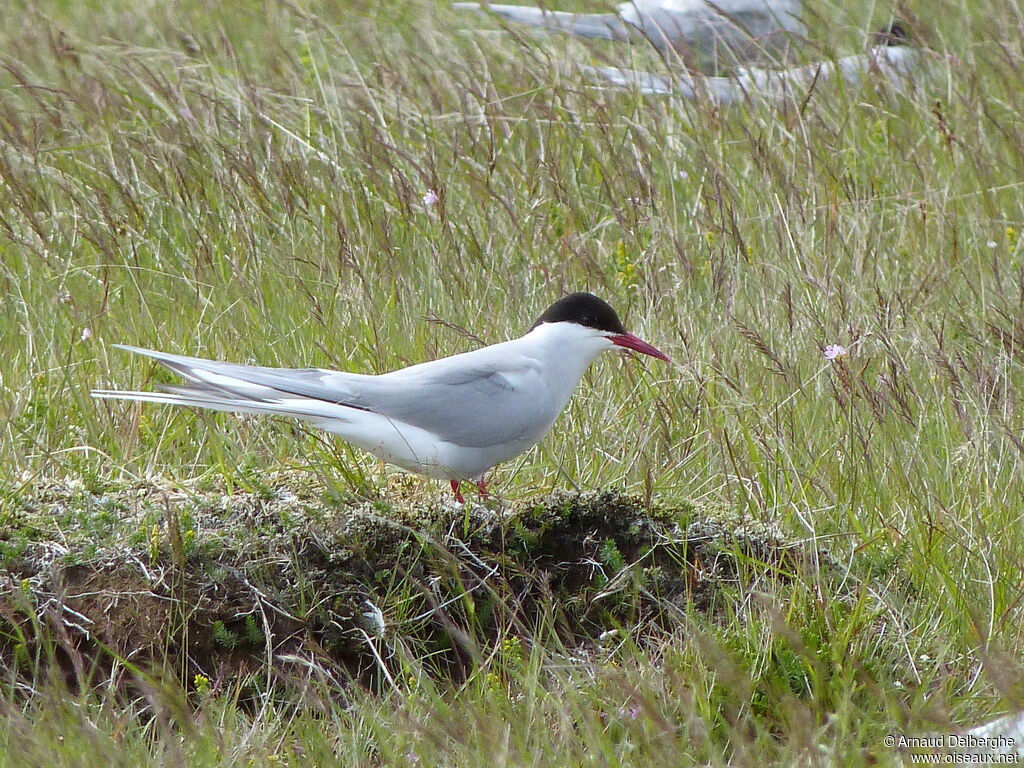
632, 0, 805, 63
627, 4, 699, 45
584, 65, 748, 102
108, 345, 372, 405
169, 350, 553, 449
348, 360, 554, 449
583, 65, 687, 96
111, 345, 554, 450
452, 3, 634, 42
668, 0, 804, 32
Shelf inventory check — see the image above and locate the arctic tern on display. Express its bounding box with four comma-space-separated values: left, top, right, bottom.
584, 21, 925, 103
93, 292, 670, 502
453, 0, 806, 69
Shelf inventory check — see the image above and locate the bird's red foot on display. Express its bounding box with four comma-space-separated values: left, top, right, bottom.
450, 480, 465, 504
475, 479, 489, 499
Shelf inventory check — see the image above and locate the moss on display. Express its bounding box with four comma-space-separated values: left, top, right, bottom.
0, 476, 826, 691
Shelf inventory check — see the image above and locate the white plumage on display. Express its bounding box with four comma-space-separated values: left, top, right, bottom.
585, 41, 924, 103
93, 293, 670, 500
454, 0, 806, 68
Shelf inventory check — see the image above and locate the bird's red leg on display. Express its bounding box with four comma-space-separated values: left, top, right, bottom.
475, 478, 489, 499
450, 480, 465, 504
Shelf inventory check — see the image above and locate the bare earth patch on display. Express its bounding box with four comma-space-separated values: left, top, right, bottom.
1, 476, 822, 692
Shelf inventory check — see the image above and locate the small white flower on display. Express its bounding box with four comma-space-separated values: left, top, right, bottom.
823, 344, 846, 360
677, 170, 689, 180
80, 328, 92, 342
56, 290, 72, 304
422, 189, 439, 207
987, 240, 997, 249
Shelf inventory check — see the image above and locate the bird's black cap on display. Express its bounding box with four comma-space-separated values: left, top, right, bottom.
871, 20, 910, 47
531, 292, 627, 334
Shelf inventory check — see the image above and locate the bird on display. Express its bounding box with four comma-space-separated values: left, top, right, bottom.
92, 292, 671, 503
584, 21, 924, 103
453, 0, 806, 71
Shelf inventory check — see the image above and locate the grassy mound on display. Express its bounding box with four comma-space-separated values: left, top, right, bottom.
1, 478, 814, 691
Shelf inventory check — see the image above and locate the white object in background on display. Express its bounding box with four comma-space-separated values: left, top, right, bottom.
454, 0, 806, 69
585, 24, 925, 103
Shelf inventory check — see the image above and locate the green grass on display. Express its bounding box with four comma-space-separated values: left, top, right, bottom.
2, 0, 1024, 764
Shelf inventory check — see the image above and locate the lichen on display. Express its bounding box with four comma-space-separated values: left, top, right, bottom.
0, 475, 825, 690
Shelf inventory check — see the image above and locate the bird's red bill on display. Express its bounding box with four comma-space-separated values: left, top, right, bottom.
611, 333, 671, 363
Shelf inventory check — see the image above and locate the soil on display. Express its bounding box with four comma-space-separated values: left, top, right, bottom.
0, 475, 821, 693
